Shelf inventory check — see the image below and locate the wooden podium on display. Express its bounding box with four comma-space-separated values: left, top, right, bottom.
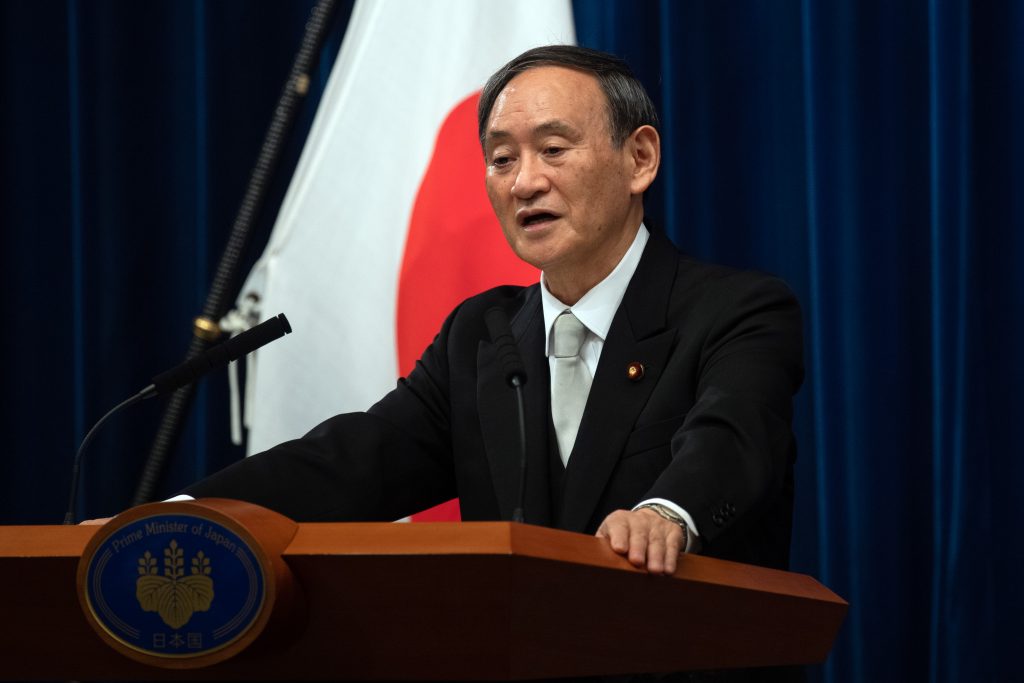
0, 500, 846, 680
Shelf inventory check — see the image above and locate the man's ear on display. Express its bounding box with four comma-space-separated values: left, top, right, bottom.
627, 125, 660, 195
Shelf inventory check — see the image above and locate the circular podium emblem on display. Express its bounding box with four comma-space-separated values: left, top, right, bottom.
79, 504, 278, 668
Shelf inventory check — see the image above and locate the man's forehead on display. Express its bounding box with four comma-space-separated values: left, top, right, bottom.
494, 65, 602, 105
484, 66, 607, 139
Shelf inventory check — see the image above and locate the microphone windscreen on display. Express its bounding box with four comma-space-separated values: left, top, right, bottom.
485, 307, 527, 387
151, 314, 291, 395
223, 313, 292, 361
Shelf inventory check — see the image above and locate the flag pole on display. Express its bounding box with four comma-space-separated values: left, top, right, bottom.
130, 0, 339, 507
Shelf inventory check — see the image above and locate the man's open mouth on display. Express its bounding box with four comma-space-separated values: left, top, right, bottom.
521, 212, 558, 227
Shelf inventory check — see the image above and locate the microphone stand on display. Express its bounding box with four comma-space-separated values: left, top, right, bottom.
511, 377, 527, 523
485, 307, 529, 524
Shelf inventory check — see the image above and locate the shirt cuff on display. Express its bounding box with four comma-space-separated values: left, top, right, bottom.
633, 497, 700, 553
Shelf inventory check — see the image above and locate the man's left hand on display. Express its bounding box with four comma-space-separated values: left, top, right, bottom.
596, 508, 685, 575
80, 517, 114, 525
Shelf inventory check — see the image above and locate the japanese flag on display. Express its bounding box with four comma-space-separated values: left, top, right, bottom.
234, 0, 575, 520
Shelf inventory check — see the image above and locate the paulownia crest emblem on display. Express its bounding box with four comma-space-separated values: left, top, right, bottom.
136, 539, 214, 629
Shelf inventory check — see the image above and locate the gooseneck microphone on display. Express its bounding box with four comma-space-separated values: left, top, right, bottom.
484, 307, 529, 524
63, 313, 292, 524
149, 313, 292, 398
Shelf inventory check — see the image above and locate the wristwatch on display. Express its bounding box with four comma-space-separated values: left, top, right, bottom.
635, 502, 691, 552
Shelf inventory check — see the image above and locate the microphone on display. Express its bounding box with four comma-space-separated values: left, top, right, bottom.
63, 313, 292, 524
147, 313, 292, 398
484, 307, 527, 388
484, 307, 528, 523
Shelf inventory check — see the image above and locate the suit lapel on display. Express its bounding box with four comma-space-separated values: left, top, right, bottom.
476, 289, 552, 525
558, 233, 679, 533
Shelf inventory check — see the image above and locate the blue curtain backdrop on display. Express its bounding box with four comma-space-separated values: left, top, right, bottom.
1, 1, 1021, 682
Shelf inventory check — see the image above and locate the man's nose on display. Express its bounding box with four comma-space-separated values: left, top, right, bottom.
510, 155, 550, 199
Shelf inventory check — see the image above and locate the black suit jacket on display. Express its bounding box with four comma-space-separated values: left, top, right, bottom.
186, 232, 803, 569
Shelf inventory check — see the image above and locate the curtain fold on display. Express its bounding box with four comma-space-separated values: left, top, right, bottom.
927, 0, 972, 678
1, 1, 1020, 680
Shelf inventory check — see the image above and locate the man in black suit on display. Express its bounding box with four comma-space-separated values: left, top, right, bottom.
185, 45, 803, 577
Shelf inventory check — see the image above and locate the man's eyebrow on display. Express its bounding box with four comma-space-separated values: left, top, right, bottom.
485, 129, 513, 146
533, 120, 581, 139
485, 120, 583, 147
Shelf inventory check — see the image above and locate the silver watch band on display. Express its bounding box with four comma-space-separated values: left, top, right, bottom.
636, 502, 690, 550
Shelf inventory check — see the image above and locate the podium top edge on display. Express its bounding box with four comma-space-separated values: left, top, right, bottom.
1, 519, 845, 608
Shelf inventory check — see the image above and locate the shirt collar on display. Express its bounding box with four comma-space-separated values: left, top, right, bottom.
541, 223, 650, 356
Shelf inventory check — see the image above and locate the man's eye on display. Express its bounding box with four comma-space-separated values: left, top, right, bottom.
544, 146, 564, 156
492, 155, 512, 167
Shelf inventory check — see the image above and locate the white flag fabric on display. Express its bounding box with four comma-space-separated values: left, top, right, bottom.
235, 0, 575, 518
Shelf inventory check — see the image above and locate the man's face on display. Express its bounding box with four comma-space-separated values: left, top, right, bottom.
483, 66, 644, 287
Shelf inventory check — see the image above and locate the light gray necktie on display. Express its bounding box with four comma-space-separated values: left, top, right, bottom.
551, 311, 593, 466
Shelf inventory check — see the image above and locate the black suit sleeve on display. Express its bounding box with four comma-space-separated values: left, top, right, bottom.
183, 306, 465, 522
643, 272, 803, 564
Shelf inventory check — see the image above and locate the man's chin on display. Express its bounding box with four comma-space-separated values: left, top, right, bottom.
507, 243, 561, 273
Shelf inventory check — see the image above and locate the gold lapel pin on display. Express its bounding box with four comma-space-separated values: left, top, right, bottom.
626, 362, 645, 381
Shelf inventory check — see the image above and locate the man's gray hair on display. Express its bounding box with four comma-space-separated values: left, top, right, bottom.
478, 45, 660, 149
